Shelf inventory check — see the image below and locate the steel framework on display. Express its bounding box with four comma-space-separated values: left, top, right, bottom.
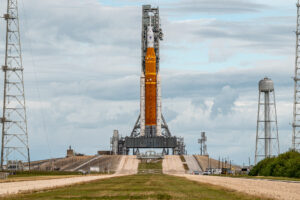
255, 78, 279, 164
131, 5, 167, 139
292, 1, 300, 152
198, 132, 207, 156
134, 4, 164, 138
0, 0, 30, 170
118, 5, 185, 155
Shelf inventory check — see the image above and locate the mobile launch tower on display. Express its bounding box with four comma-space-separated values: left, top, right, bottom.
112, 5, 185, 155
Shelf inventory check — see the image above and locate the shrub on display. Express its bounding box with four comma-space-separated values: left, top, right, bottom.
249, 150, 300, 178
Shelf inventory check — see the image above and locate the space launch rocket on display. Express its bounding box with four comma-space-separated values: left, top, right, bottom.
140, 20, 162, 137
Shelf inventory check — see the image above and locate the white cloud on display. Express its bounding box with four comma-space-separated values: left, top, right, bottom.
0, 0, 295, 165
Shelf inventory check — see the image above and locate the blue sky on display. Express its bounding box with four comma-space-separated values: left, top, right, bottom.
0, 0, 297, 165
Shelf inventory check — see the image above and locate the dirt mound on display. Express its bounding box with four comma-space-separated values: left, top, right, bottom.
29, 155, 122, 173
30, 156, 94, 171
194, 155, 240, 171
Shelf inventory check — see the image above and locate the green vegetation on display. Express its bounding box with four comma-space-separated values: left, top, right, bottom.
1, 174, 266, 200
138, 160, 162, 170
249, 150, 300, 178
179, 155, 186, 162
179, 156, 189, 171
183, 163, 189, 171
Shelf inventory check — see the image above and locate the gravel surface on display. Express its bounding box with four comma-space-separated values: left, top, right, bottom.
0, 175, 82, 183
178, 174, 300, 200
0, 156, 139, 197
0, 174, 123, 196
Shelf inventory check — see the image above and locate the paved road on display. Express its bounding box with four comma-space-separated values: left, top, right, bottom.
178, 174, 300, 200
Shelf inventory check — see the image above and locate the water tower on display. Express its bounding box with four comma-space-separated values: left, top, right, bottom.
255, 77, 280, 164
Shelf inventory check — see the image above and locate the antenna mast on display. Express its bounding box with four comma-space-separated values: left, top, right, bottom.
293, 1, 300, 152
0, 0, 30, 170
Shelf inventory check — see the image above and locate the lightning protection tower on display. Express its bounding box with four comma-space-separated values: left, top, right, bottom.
198, 132, 207, 155
0, 0, 30, 170
255, 77, 279, 164
292, 1, 300, 152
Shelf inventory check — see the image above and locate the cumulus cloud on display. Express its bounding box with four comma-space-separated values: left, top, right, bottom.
210, 85, 239, 118
0, 0, 294, 164
166, 0, 269, 14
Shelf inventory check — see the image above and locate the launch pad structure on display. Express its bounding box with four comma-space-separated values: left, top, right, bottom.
111, 5, 186, 155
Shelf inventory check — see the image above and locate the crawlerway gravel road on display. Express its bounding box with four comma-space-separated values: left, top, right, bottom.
0, 174, 124, 196
178, 174, 300, 200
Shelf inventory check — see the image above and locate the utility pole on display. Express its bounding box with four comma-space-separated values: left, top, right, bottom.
221, 158, 223, 168
200, 139, 203, 155
0, 0, 30, 170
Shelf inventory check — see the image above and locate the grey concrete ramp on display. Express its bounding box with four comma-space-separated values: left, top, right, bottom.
65, 155, 122, 173
162, 155, 185, 174
184, 155, 202, 174
70, 155, 102, 172
115, 155, 140, 175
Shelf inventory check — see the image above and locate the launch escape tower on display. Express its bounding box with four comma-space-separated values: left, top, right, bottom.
112, 5, 185, 155
0, 0, 30, 170
293, 0, 300, 152
255, 78, 279, 164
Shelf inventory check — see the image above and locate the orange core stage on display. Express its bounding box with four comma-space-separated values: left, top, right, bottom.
145, 47, 157, 126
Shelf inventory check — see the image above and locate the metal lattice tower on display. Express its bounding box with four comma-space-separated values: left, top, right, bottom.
255, 78, 279, 164
0, 0, 30, 170
198, 132, 207, 156
292, 1, 300, 152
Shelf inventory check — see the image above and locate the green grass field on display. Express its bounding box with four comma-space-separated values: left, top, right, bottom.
138, 160, 162, 170
1, 174, 267, 200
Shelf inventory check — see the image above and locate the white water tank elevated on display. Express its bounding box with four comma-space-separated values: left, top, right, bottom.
255, 77, 279, 165
259, 77, 274, 92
